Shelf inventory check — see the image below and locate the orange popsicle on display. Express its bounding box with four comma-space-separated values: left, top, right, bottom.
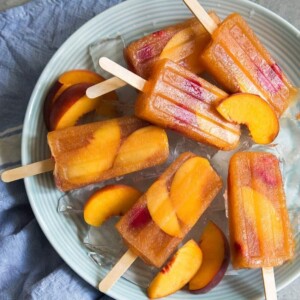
48, 116, 169, 191
201, 13, 298, 116
228, 152, 295, 269
135, 58, 241, 150
116, 152, 222, 268
124, 12, 220, 79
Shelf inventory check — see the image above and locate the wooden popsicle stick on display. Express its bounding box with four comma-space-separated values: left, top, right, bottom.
183, 0, 218, 34
99, 57, 146, 92
262, 267, 277, 300
99, 249, 138, 293
89, 1, 217, 100
86, 76, 127, 99
1, 158, 54, 182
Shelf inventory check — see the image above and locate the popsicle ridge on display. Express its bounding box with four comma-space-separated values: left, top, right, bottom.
136, 59, 241, 150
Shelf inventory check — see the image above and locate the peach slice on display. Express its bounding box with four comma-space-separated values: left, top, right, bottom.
189, 221, 230, 293
48, 82, 91, 130
159, 26, 207, 74
159, 13, 220, 74
148, 240, 202, 299
113, 126, 169, 170
48, 83, 118, 131
146, 180, 182, 237
216, 93, 279, 144
51, 69, 105, 102
44, 70, 108, 128
60, 119, 121, 185
170, 157, 221, 226
239, 186, 285, 258
83, 184, 142, 227
44, 69, 118, 130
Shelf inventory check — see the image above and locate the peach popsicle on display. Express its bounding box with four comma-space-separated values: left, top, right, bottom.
1, 117, 169, 190
228, 151, 295, 269
124, 13, 221, 79
86, 13, 221, 100
116, 152, 222, 268
99, 152, 222, 293
48, 116, 169, 191
99, 57, 241, 151
183, 0, 298, 117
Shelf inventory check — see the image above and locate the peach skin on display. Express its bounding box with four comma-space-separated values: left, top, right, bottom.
148, 240, 202, 299
189, 221, 230, 293
44, 69, 118, 131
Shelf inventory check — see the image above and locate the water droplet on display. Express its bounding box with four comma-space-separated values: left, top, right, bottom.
249, 9, 256, 18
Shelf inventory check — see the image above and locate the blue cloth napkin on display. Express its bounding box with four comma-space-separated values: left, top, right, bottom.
0, 0, 125, 299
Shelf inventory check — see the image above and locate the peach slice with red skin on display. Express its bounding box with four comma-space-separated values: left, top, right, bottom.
44, 70, 106, 125
44, 69, 106, 128
159, 12, 221, 74
48, 82, 91, 130
216, 93, 279, 144
148, 240, 202, 299
83, 184, 142, 227
189, 221, 230, 293
49, 69, 104, 103
44, 69, 118, 130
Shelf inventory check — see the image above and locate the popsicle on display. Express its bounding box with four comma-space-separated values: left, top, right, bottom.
227, 151, 294, 299
228, 151, 294, 268
99, 57, 241, 151
1, 117, 169, 191
124, 12, 221, 79
99, 152, 222, 292
183, 0, 298, 117
86, 13, 222, 100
